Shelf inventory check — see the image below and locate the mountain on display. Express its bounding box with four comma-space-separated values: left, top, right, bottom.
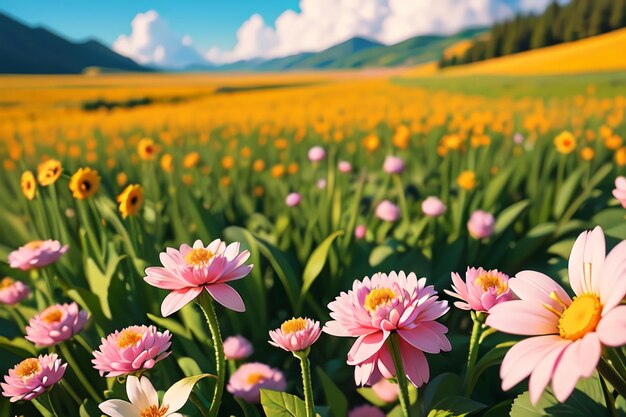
202, 28, 485, 72
0, 11, 148, 74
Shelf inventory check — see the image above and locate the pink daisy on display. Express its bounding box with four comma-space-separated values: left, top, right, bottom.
269, 317, 322, 353
25, 302, 88, 347
92, 325, 172, 377
0, 277, 30, 305
486, 226, 626, 404
224, 335, 254, 360
323, 271, 451, 387
445, 267, 513, 312
144, 239, 253, 316
8, 240, 68, 271
227, 362, 286, 403
1, 354, 66, 402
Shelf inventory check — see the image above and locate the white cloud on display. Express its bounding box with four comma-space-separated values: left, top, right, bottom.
113, 10, 204, 68
115, 1, 555, 67
206, 0, 546, 64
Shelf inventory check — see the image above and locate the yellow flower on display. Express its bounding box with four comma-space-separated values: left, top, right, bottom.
605, 134, 623, 150
392, 125, 410, 149
457, 170, 476, 191
363, 134, 380, 152
580, 147, 595, 161
183, 152, 200, 168
254, 186, 265, 197
274, 138, 289, 150
241, 147, 251, 158
21, 171, 36, 200
220, 177, 231, 187
287, 162, 298, 175
69, 167, 100, 200
222, 155, 234, 170
137, 138, 159, 161
116, 184, 143, 219
253, 159, 265, 172
161, 154, 173, 173
616, 147, 626, 167
37, 159, 62, 186
271, 164, 285, 178
3, 160, 15, 171
116, 172, 128, 187
182, 174, 194, 185
554, 131, 576, 154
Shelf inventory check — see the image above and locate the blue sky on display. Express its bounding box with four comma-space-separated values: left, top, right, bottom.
0, 0, 299, 50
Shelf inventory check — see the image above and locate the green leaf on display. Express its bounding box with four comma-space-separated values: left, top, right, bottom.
261, 389, 307, 417
553, 167, 584, 218
316, 367, 348, 417
301, 231, 344, 298
483, 166, 514, 209
465, 341, 516, 395
427, 396, 487, 417
0, 336, 37, 357
510, 374, 607, 417
147, 313, 193, 340
423, 373, 462, 411
357, 387, 388, 407
177, 357, 203, 376
84, 258, 113, 319
67, 287, 111, 328
495, 200, 530, 235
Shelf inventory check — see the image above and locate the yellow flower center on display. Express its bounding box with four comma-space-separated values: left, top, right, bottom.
281, 317, 307, 334
1, 277, 14, 289
246, 372, 267, 385
475, 273, 507, 295
41, 307, 63, 324
140, 405, 169, 417
25, 240, 44, 250
364, 288, 396, 313
185, 248, 214, 268
558, 293, 602, 341
80, 180, 92, 192
15, 358, 41, 381
117, 328, 143, 349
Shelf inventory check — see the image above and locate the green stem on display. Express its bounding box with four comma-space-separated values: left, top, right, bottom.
58, 342, 102, 403
295, 350, 315, 417
7, 307, 27, 331
464, 315, 483, 396
600, 374, 617, 417
598, 357, 626, 399
32, 393, 58, 417
388, 333, 413, 417
74, 334, 94, 355
197, 294, 225, 417
60, 379, 82, 405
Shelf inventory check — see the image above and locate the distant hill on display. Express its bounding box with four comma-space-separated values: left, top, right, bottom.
0, 11, 148, 74
197, 28, 486, 72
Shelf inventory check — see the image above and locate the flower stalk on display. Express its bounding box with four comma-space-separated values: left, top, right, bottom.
197, 293, 225, 417
32, 393, 58, 417
294, 348, 315, 417
388, 333, 413, 417
464, 311, 484, 395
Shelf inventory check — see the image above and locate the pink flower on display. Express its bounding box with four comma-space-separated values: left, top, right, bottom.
445, 267, 513, 312
99, 375, 203, 417
92, 325, 172, 377
0, 277, 30, 305
338, 161, 352, 173
8, 240, 68, 271
371, 377, 399, 403
144, 239, 253, 316
613, 176, 626, 208
486, 226, 626, 404
467, 210, 495, 239
513, 132, 524, 145
383, 156, 405, 174
286, 192, 302, 207
25, 302, 88, 347
308, 146, 326, 162
1, 354, 66, 402
224, 335, 254, 360
421, 197, 446, 217
324, 271, 451, 387
355, 225, 367, 240
317, 179, 327, 189
375, 200, 400, 222
349, 405, 385, 417
269, 317, 322, 352
227, 362, 286, 403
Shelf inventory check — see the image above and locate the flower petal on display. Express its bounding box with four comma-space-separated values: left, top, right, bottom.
125, 376, 151, 411
597, 306, 626, 347
528, 340, 570, 405
510, 271, 571, 311
486, 300, 558, 336
568, 227, 605, 296
599, 240, 626, 312
500, 335, 563, 391
161, 287, 203, 317
347, 331, 389, 365
99, 399, 140, 417
205, 283, 245, 312
163, 375, 209, 413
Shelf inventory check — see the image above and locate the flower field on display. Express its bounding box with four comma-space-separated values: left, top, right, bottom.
1, 71, 626, 417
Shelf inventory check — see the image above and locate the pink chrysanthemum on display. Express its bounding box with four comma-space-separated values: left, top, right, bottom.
445, 267, 513, 312
224, 335, 254, 360
144, 239, 253, 316
8, 240, 68, 271
1, 354, 66, 402
269, 317, 321, 353
92, 325, 172, 377
25, 302, 88, 347
227, 362, 286, 403
486, 226, 626, 404
324, 271, 451, 387
0, 277, 30, 305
